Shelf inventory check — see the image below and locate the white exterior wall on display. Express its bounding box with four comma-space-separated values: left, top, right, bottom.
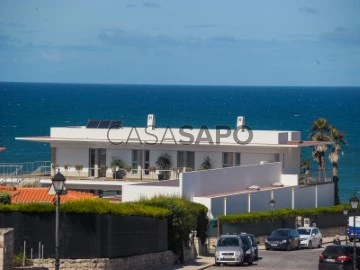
106, 148, 132, 167
282, 148, 301, 174
209, 183, 334, 216
55, 147, 88, 176
195, 151, 222, 170
281, 174, 299, 186
241, 153, 277, 165
122, 182, 181, 202
181, 163, 282, 200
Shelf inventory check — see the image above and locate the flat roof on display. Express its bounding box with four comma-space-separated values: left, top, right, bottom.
201, 185, 287, 198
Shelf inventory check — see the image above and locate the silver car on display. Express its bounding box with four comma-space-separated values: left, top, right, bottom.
214, 235, 245, 266
297, 226, 322, 249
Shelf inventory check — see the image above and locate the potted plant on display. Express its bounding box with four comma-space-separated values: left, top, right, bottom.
100, 164, 108, 178
51, 163, 59, 175
199, 156, 212, 170
155, 153, 172, 180
75, 164, 83, 177
64, 164, 71, 176
110, 158, 125, 179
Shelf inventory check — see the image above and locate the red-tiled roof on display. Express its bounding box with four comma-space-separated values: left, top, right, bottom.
0, 186, 97, 203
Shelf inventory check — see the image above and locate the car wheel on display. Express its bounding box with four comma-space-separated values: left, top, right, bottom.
350, 238, 354, 242
215, 262, 220, 266
265, 246, 270, 250
318, 240, 322, 248
287, 243, 291, 251
308, 241, 312, 249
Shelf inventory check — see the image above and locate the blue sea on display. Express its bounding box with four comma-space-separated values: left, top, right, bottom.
1, 82, 359, 202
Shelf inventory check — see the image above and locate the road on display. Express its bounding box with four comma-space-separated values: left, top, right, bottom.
209, 246, 326, 270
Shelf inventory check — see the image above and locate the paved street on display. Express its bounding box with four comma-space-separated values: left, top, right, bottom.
209, 246, 326, 270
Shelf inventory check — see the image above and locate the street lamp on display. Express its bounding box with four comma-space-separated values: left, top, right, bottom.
343, 205, 349, 245
269, 199, 276, 232
350, 193, 359, 270
51, 170, 66, 270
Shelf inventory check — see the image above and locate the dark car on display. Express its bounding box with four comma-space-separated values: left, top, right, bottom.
240, 233, 259, 260
239, 234, 255, 265
265, 228, 300, 251
319, 245, 360, 270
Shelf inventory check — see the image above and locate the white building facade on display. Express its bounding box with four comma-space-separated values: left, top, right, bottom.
16, 114, 335, 215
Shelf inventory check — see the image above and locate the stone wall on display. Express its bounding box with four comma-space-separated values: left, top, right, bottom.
0, 228, 14, 270
32, 249, 198, 270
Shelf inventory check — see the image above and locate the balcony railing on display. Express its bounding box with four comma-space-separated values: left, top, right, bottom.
299, 169, 333, 185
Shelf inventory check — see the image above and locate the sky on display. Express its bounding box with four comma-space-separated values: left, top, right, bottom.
0, 0, 359, 86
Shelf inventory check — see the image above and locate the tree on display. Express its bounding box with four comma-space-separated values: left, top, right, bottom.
309, 118, 347, 205
310, 118, 331, 172
328, 126, 347, 205
300, 159, 311, 184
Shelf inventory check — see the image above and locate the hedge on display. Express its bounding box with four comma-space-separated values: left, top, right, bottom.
218, 204, 347, 224
0, 191, 11, 204
138, 196, 208, 261
0, 198, 169, 218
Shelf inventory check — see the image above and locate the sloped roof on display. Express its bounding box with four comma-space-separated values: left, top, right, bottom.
0, 186, 97, 203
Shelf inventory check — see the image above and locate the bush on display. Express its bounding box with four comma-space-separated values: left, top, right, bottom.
0, 199, 170, 218
218, 204, 346, 224
13, 252, 33, 267
139, 196, 208, 258
0, 191, 11, 204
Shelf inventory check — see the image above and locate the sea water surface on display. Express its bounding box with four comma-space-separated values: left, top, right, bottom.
0, 82, 359, 202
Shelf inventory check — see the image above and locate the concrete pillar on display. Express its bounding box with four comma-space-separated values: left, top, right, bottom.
248, 194, 251, 213
224, 197, 227, 216
0, 228, 14, 270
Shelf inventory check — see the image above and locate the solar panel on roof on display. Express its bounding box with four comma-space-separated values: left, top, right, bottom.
86, 120, 100, 128
98, 120, 111, 129
86, 120, 122, 129
110, 120, 122, 128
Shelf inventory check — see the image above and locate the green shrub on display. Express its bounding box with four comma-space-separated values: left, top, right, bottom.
0, 191, 11, 204
139, 196, 208, 258
218, 204, 346, 224
0, 199, 169, 218
13, 252, 33, 267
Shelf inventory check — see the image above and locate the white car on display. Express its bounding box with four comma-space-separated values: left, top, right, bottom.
297, 227, 322, 249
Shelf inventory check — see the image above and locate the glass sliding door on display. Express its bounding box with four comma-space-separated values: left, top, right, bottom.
89, 149, 95, 177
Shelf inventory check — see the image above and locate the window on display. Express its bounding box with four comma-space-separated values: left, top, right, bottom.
144, 150, 150, 175
132, 150, 139, 173
177, 151, 195, 169
222, 152, 234, 167
235, 153, 241, 166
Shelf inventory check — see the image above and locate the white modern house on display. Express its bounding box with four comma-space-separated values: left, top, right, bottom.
16, 114, 335, 216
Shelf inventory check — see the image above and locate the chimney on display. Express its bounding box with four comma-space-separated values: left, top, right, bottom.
236, 116, 245, 128
147, 114, 156, 129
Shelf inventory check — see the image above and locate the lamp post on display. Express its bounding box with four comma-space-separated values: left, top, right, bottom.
269, 199, 276, 233
343, 205, 348, 245
350, 193, 359, 270
51, 170, 66, 270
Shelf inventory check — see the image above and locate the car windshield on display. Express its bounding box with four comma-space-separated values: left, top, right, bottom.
217, 237, 240, 247
271, 230, 290, 237
297, 229, 311, 235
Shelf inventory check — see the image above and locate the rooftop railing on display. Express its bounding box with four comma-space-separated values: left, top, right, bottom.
299, 169, 333, 185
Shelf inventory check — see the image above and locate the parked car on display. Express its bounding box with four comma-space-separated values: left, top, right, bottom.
265, 228, 300, 251
297, 226, 322, 249
319, 245, 360, 270
214, 234, 244, 266
239, 234, 255, 265
240, 232, 259, 261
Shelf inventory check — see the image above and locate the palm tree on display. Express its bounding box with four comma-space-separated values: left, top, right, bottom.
310, 118, 332, 172
328, 126, 347, 205
300, 159, 311, 184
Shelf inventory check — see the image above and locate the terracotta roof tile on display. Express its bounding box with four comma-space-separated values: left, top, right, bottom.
0, 186, 97, 203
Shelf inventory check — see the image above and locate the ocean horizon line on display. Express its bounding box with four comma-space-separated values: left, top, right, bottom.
1, 81, 360, 89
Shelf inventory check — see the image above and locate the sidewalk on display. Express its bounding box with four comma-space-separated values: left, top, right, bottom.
164, 235, 348, 270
